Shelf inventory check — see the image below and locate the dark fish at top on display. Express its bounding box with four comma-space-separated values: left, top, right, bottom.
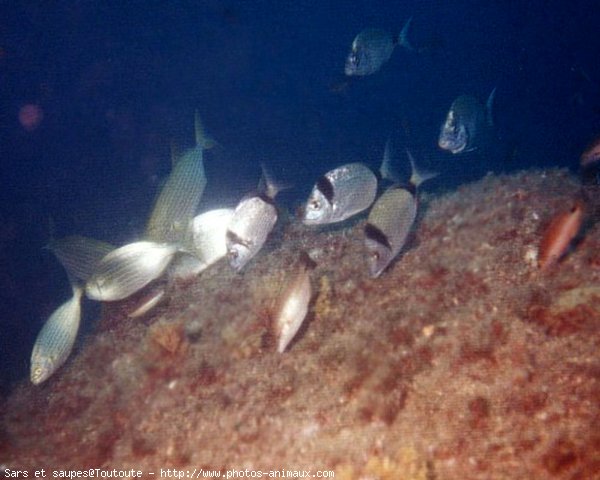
345, 18, 413, 76
226, 167, 283, 272
365, 150, 436, 278
438, 88, 496, 154
303, 163, 378, 225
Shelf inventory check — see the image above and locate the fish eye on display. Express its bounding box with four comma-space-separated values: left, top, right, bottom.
309, 199, 321, 210
371, 251, 380, 261
228, 249, 239, 260
349, 52, 359, 66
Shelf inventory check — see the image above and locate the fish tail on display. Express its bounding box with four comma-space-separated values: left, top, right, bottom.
380, 138, 400, 183
71, 282, 85, 302
398, 16, 414, 51
194, 110, 216, 150
406, 149, 438, 188
486, 87, 497, 127
259, 162, 290, 199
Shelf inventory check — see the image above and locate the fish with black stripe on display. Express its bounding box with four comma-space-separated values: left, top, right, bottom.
226, 166, 284, 272
303, 163, 378, 225
365, 148, 436, 278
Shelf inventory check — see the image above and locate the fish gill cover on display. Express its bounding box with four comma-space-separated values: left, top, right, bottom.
0, 1, 599, 477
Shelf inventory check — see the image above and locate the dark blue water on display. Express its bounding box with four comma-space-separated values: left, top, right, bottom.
1, 1, 599, 391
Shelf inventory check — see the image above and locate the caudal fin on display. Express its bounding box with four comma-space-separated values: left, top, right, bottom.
398, 17, 415, 51
380, 138, 400, 183
194, 110, 217, 150
259, 163, 291, 199
486, 87, 497, 127
406, 150, 438, 188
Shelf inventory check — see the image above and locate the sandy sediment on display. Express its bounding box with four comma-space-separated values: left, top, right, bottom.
1, 169, 599, 479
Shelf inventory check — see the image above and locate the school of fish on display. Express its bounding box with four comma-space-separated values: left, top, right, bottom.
30, 17, 596, 384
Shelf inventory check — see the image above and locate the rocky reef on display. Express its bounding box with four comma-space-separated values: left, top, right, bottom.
1, 169, 599, 479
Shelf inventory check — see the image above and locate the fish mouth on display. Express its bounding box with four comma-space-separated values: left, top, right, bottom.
302, 208, 322, 225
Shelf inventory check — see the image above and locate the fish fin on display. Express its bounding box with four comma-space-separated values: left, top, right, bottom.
398, 17, 414, 51
259, 163, 291, 199
194, 110, 217, 150
407, 149, 438, 188
71, 282, 85, 301
380, 138, 401, 183
486, 87, 497, 127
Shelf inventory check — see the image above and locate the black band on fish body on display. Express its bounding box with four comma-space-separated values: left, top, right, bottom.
364, 223, 392, 250
226, 230, 252, 248
402, 182, 417, 197
316, 176, 335, 204
256, 191, 276, 206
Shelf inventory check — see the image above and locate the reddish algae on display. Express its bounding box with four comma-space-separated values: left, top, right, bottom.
1, 168, 599, 479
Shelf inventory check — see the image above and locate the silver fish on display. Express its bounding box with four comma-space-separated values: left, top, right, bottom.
86, 241, 178, 301
226, 167, 282, 272
274, 259, 312, 353
191, 208, 235, 269
438, 88, 496, 154
303, 163, 377, 225
345, 18, 413, 76
365, 187, 417, 278
227, 194, 278, 272
31, 284, 83, 384
47, 235, 115, 283
145, 113, 208, 244
365, 150, 436, 277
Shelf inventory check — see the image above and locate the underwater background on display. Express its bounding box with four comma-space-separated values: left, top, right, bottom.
1, 1, 600, 476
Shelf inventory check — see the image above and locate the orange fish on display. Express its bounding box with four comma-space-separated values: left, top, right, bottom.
538, 201, 584, 269
580, 135, 600, 167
